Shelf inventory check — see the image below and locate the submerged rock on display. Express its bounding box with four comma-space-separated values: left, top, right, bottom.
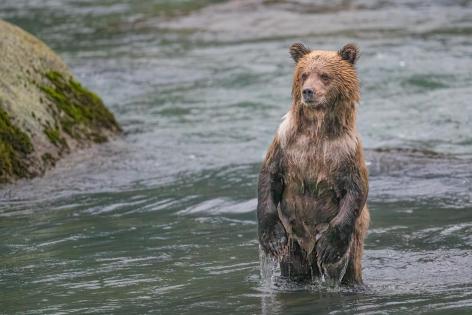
0, 19, 121, 184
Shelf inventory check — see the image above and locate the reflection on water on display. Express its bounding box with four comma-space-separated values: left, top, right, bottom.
1, 0, 472, 314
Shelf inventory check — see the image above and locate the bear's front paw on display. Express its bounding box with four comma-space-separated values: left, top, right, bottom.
259, 221, 288, 257
316, 225, 351, 264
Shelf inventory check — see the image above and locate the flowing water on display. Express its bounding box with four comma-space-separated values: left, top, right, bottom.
1, 0, 472, 314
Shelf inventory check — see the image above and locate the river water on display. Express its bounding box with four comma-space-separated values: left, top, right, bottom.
1, 0, 472, 314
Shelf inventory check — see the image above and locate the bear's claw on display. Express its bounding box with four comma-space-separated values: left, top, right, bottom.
316, 226, 351, 264
260, 221, 288, 256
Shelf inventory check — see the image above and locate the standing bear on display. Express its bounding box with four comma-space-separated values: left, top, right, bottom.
257, 43, 369, 285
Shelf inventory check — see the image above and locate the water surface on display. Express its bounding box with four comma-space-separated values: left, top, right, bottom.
1, 0, 472, 314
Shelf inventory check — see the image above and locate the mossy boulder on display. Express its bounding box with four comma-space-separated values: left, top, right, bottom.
0, 19, 121, 184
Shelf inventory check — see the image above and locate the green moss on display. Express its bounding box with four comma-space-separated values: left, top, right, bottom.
0, 71, 121, 183
0, 107, 34, 182
43, 126, 67, 149
40, 71, 121, 144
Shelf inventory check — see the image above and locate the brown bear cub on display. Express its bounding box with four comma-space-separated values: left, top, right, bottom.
257, 43, 369, 285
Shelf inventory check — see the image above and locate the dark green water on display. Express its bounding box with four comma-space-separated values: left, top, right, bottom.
1, 0, 472, 314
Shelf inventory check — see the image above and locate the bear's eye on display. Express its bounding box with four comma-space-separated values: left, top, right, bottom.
320, 73, 331, 83
301, 73, 308, 81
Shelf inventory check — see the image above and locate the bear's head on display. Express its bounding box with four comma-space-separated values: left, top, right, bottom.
289, 43, 360, 111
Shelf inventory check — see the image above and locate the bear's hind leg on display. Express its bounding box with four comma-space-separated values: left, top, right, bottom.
341, 206, 369, 286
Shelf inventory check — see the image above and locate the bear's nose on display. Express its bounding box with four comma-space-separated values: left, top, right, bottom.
302, 88, 315, 101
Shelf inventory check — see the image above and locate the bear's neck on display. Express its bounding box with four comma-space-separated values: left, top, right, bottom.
291, 99, 356, 139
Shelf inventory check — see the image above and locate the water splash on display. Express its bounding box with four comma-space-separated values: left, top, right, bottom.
259, 239, 350, 288
259, 245, 279, 289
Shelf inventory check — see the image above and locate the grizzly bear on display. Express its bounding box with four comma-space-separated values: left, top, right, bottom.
257, 43, 369, 285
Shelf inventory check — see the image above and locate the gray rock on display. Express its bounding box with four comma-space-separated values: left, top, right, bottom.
0, 19, 121, 184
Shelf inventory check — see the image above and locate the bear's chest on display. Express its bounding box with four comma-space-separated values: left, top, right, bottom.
281, 132, 357, 185
282, 134, 329, 184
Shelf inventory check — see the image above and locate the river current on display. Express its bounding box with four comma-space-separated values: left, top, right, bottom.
1, 1, 472, 314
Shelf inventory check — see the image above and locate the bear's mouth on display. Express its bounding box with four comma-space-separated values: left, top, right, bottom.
304, 101, 326, 111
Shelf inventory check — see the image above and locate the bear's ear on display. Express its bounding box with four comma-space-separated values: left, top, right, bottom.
338, 43, 359, 65
289, 43, 311, 63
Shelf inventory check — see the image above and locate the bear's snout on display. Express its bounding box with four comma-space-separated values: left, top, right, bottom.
302, 88, 315, 103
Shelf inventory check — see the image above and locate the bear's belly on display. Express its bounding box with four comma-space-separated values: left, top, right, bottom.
278, 180, 340, 254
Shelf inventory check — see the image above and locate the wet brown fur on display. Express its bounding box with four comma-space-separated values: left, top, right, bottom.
257, 43, 369, 285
